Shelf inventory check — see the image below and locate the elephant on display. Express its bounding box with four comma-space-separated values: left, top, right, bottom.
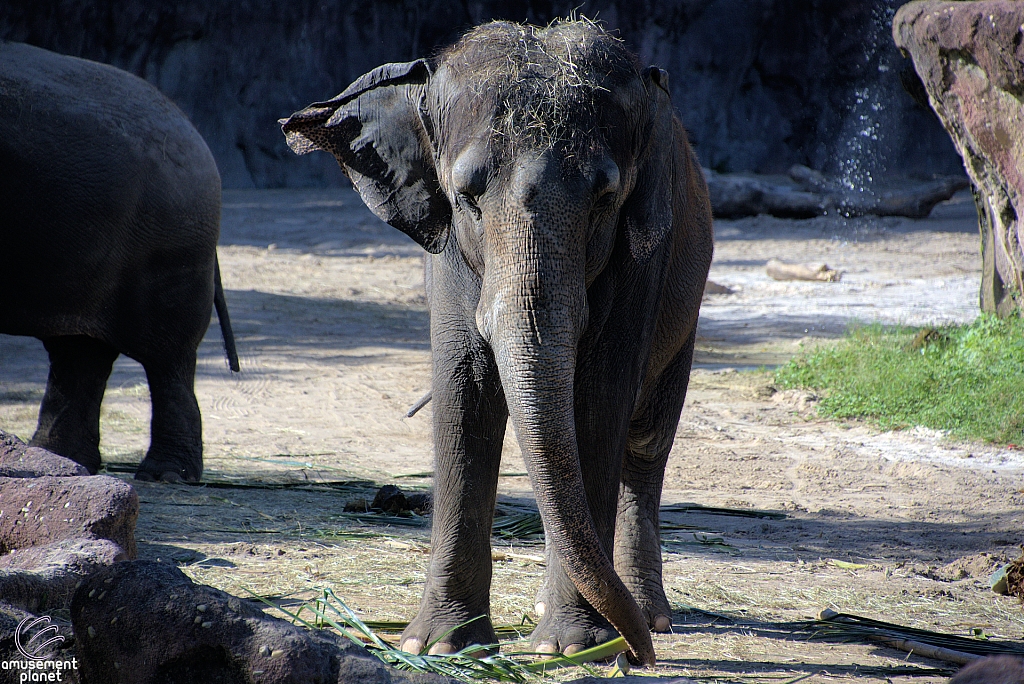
0, 41, 239, 483
281, 20, 713, 665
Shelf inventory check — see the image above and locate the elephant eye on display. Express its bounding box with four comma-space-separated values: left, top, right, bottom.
594, 190, 617, 209
456, 192, 482, 220
592, 158, 621, 210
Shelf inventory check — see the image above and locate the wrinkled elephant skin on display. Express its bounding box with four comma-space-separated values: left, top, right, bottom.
282, 20, 713, 665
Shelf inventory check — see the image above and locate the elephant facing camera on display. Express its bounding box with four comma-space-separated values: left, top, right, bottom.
282, 19, 713, 666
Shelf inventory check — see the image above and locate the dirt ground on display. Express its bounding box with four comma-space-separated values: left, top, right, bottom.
2, 187, 1022, 682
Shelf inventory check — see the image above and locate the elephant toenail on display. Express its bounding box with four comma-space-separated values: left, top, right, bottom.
134, 471, 156, 482
563, 644, 587, 657
534, 601, 546, 616
653, 614, 672, 632
428, 642, 456, 655
535, 642, 559, 657
401, 638, 425, 654
462, 645, 490, 659
160, 471, 183, 484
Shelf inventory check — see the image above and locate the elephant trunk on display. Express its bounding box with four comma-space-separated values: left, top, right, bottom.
482, 272, 656, 666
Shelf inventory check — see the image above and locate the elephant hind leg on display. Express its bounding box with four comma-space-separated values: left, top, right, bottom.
615, 330, 697, 633
31, 335, 119, 474
136, 356, 202, 483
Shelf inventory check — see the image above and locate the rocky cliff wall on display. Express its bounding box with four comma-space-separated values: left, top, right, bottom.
1, 0, 964, 188
895, 0, 1024, 315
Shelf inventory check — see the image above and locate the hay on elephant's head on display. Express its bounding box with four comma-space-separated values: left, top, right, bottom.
438, 19, 641, 158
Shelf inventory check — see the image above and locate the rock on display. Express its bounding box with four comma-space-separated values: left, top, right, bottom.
0, 602, 76, 680
0, 476, 138, 558
948, 655, 1024, 684
371, 485, 408, 515
0, 601, 37, 658
0, 1, 963, 188
366, 485, 431, 516
0, 538, 127, 612
705, 169, 825, 219
894, 1, 1024, 316
0, 446, 90, 478
71, 560, 452, 683
705, 166, 968, 219
342, 498, 370, 513
405, 492, 431, 514
0, 430, 26, 461
703, 281, 735, 296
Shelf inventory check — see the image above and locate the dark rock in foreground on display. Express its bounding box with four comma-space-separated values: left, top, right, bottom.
0, 444, 90, 478
72, 560, 453, 683
0, 476, 138, 558
0, 601, 70, 664
0, 538, 128, 612
0, 430, 26, 462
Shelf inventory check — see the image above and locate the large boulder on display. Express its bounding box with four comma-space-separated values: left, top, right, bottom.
0, 601, 71, 664
894, 1, 1024, 316
71, 560, 453, 684
0, 476, 138, 558
0, 445, 90, 478
0, 430, 26, 461
0, 538, 128, 612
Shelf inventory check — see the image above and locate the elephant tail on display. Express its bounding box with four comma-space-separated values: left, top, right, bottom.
214, 256, 241, 372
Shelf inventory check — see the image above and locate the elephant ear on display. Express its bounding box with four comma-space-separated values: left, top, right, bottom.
280, 60, 451, 254
620, 67, 676, 264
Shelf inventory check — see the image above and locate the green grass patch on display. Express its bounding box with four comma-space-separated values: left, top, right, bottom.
774, 315, 1024, 445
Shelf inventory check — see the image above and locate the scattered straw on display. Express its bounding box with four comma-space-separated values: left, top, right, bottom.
251, 587, 624, 682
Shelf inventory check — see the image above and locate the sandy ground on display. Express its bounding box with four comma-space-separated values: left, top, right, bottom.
1, 188, 1022, 682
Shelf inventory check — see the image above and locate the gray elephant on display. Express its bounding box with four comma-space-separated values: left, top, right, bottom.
282, 20, 713, 665
0, 42, 238, 483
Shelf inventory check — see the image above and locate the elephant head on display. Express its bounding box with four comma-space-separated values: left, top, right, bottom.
281, 20, 680, 665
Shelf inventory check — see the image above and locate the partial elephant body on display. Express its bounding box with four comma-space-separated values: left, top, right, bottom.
0, 41, 238, 482
283, 20, 713, 665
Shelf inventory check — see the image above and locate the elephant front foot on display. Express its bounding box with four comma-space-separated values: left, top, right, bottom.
633, 584, 672, 633
400, 609, 498, 656
135, 454, 201, 483
615, 562, 672, 633
530, 602, 619, 657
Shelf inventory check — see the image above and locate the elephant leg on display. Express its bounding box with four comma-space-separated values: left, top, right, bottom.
615, 329, 697, 633
30, 336, 119, 473
135, 355, 202, 483
530, 352, 637, 655
400, 253, 507, 655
